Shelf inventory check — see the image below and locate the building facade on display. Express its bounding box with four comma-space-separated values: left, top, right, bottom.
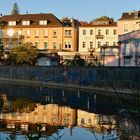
0, 14, 79, 54
119, 30, 140, 67
118, 10, 140, 35
79, 16, 119, 65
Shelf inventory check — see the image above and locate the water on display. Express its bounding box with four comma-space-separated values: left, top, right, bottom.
0, 84, 139, 140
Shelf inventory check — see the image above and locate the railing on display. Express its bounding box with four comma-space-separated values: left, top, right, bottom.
96, 34, 104, 39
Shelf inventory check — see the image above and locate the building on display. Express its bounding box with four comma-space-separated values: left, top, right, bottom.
0, 14, 79, 56
118, 10, 140, 35
119, 30, 140, 67
79, 16, 118, 65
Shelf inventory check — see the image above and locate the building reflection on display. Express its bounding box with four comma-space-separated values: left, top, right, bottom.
0, 93, 117, 137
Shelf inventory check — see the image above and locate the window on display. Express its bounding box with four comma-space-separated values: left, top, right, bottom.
90, 41, 93, 49
124, 43, 131, 55
8, 21, 16, 26
35, 42, 39, 48
105, 42, 109, 46
34, 30, 39, 37
44, 30, 48, 36
18, 30, 22, 35
65, 30, 71, 35
98, 29, 101, 35
113, 29, 117, 35
113, 42, 116, 46
124, 24, 128, 32
106, 29, 109, 35
82, 42, 86, 48
83, 30, 86, 35
26, 30, 30, 36
53, 42, 57, 49
68, 42, 71, 48
65, 42, 71, 49
98, 42, 101, 48
90, 30, 93, 35
44, 42, 48, 49
124, 58, 131, 66
22, 21, 30, 25
39, 20, 47, 25
53, 30, 57, 36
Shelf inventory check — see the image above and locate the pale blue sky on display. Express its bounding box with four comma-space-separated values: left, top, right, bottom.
1, 0, 140, 22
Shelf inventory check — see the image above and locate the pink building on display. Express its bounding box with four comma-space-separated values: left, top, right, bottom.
119, 30, 140, 67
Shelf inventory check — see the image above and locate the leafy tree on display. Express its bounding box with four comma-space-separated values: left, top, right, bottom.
10, 43, 38, 65
11, 2, 20, 15
63, 54, 86, 67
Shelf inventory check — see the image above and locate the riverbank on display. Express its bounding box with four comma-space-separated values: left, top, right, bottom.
0, 77, 139, 97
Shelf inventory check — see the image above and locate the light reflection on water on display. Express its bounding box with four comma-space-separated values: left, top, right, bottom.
0, 84, 139, 140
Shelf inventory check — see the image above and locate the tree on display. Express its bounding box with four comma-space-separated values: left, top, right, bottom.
11, 2, 20, 15
63, 54, 86, 67
10, 43, 38, 65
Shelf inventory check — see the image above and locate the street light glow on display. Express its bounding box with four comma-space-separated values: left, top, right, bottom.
7, 29, 14, 37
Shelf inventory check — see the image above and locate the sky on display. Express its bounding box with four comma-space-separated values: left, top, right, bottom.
1, 0, 140, 22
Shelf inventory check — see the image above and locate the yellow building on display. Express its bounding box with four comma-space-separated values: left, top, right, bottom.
79, 16, 119, 65
0, 14, 78, 54
79, 16, 118, 52
118, 10, 140, 35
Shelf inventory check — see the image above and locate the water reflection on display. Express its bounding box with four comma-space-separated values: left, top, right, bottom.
0, 84, 139, 140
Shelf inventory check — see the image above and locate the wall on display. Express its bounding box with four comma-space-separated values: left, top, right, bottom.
0, 66, 139, 89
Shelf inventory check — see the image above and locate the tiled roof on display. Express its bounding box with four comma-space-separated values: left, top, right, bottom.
80, 22, 117, 27
119, 11, 140, 20
0, 13, 63, 27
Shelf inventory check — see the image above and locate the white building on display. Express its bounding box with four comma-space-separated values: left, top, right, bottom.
79, 16, 118, 65
118, 10, 140, 35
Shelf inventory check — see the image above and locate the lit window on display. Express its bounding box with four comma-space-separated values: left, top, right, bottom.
26, 29, 30, 36
34, 30, 39, 37
8, 21, 16, 26
82, 42, 86, 48
44, 30, 48, 36
83, 30, 86, 35
22, 21, 30, 25
39, 20, 47, 25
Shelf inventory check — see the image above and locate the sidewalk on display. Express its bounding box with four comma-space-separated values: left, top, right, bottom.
0, 77, 138, 96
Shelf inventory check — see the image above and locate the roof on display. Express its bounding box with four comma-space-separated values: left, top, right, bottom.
80, 22, 117, 27
0, 13, 63, 27
119, 11, 140, 20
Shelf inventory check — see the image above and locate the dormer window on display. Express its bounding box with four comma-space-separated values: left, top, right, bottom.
8, 21, 16, 26
39, 20, 47, 25
22, 21, 30, 25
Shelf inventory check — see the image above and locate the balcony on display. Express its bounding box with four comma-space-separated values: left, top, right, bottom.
96, 34, 104, 39
0, 33, 24, 39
